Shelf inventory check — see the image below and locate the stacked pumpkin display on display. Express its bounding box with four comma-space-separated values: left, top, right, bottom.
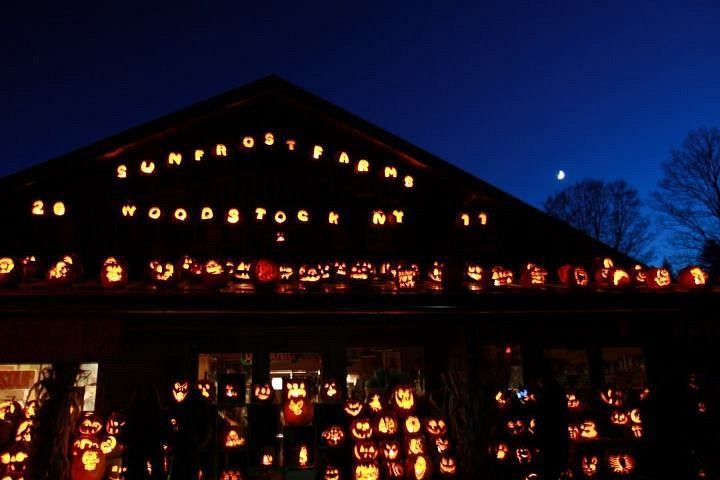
70, 411, 127, 480
0, 400, 32, 480
490, 388, 542, 479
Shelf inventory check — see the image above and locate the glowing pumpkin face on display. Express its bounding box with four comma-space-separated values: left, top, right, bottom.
424, 417, 447, 437
148, 260, 177, 287
260, 450, 274, 466
203, 260, 228, 288
321, 425, 346, 446
566, 392, 580, 409
354, 462, 380, 480
645, 267, 671, 289
579, 421, 598, 439
254, 259, 279, 284
105, 412, 125, 436
344, 398, 364, 417
678, 266, 709, 289
353, 441, 379, 461
405, 436, 426, 455
350, 261, 375, 281
610, 410, 629, 425
324, 465, 341, 480
428, 261, 444, 284
15, 419, 33, 443
78, 412, 104, 436
172, 381, 190, 403
223, 426, 246, 448
406, 454, 432, 480
392, 386, 415, 413
1, 443, 29, 477
220, 470, 242, 480
0, 257, 18, 286
253, 383, 273, 403
600, 387, 624, 407
375, 415, 398, 436
351, 418, 373, 440
435, 437, 450, 454
521, 263, 547, 287
47, 255, 77, 286
607, 453, 635, 475
506, 419, 526, 436
367, 392, 384, 414
283, 381, 314, 426
320, 379, 341, 402
381, 440, 401, 460
464, 263, 484, 283
404, 415, 422, 435
197, 380, 213, 400
491, 266, 513, 287
439, 456, 457, 476
99, 435, 118, 456
581, 455, 598, 477
494, 443, 510, 461
558, 264, 589, 287
515, 447, 532, 464
299, 264, 323, 284
100, 257, 127, 288
71, 437, 106, 480
385, 461, 405, 478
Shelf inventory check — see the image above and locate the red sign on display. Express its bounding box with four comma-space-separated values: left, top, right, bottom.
0, 370, 36, 389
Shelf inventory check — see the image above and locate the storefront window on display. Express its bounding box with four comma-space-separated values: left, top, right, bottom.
0, 363, 97, 411
346, 347, 424, 398
269, 352, 322, 394
602, 347, 647, 388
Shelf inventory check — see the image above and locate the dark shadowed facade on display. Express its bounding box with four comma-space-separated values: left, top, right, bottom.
0, 77, 717, 480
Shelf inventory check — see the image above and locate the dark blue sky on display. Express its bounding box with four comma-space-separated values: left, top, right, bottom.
2, 0, 719, 210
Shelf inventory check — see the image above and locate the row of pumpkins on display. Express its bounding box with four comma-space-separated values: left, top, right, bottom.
0, 255, 712, 291
173, 379, 458, 480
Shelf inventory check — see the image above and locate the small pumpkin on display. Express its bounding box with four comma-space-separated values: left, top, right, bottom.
405, 454, 432, 480
99, 257, 127, 288
252, 383, 274, 403
438, 456, 457, 476
71, 436, 106, 480
424, 417, 447, 437
320, 379, 341, 402
391, 385, 415, 414
350, 418, 373, 440
321, 425, 345, 446
344, 398, 365, 417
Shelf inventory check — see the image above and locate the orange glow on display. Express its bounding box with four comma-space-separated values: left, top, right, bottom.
404, 175, 414, 188
608, 453, 635, 475
148, 206, 162, 220
286, 139, 296, 150
168, 152, 182, 166
297, 210, 309, 222
392, 209, 404, 223
116, 164, 127, 178
321, 426, 345, 446
408, 455, 430, 480
424, 418, 447, 437
566, 392, 580, 409
264, 132, 275, 145
384, 166, 398, 178
298, 445, 309, 466
215, 144, 227, 156
255, 207, 267, 220
439, 456, 456, 475
491, 266, 513, 287
173, 208, 188, 222
460, 213, 470, 226
435, 437, 449, 454
172, 381, 189, 403
356, 159, 370, 173
327, 210, 340, 224
313, 145, 324, 159
581, 455, 598, 477
368, 393, 383, 413
261, 453, 274, 466
338, 151, 350, 164
354, 441, 379, 461
406, 437, 426, 455
382, 440, 400, 460
344, 399, 364, 417
121, 203, 137, 217
201, 207, 214, 220
350, 418, 373, 439
226, 208, 240, 224
478, 212, 488, 225
494, 443, 509, 461
194, 149, 204, 161
376, 415, 398, 436
140, 160, 155, 174
354, 462, 379, 480
404, 416, 421, 434
372, 210, 386, 225
274, 211, 287, 224
393, 386, 415, 412
32, 200, 44, 215
224, 428, 245, 448
579, 420, 598, 439
242, 136, 255, 148
611, 269, 631, 287
0, 258, 15, 276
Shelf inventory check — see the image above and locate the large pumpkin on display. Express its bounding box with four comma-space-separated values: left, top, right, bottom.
677, 266, 709, 289
521, 263, 547, 287
391, 385, 416, 414
71, 436, 106, 480
283, 381, 314, 426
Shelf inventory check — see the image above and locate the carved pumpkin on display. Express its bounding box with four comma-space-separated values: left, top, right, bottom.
493, 442, 509, 461
678, 265, 709, 289
600, 387, 624, 407
521, 263, 547, 287
608, 268, 631, 288
506, 419, 526, 436
607, 453, 635, 475
323, 465, 341, 480
495, 390, 509, 408
380, 440, 401, 460
171, 381, 190, 404
220, 374, 245, 403
320, 379, 341, 402
148, 260, 177, 288
15, 419, 33, 443
99, 435, 120, 457
202, 259, 228, 289
344, 398, 365, 417
367, 392, 384, 414
252, 383, 274, 403
0, 257, 18, 287
220, 470, 242, 480
645, 267, 671, 289
1, 442, 29, 478
354, 462, 380, 480
610, 410, 629, 425
629, 408, 642, 424
426, 261, 444, 288
633, 264, 646, 285
196, 380, 213, 401
78, 413, 104, 436
100, 257, 127, 288
424, 417, 447, 437
350, 418, 373, 440
353, 441, 379, 461
515, 447, 532, 464
579, 420, 598, 439
296, 444, 311, 467
490, 266, 513, 287
385, 461, 405, 478
566, 392, 580, 409
350, 261, 375, 281
404, 415, 422, 435
593, 257, 615, 285
438, 456, 457, 476
71, 436, 106, 480
283, 381, 313, 426
405, 455, 432, 480
105, 413, 125, 436
0, 401, 23, 424
581, 455, 598, 477
464, 263, 484, 289
321, 426, 346, 446
20, 255, 40, 281
299, 264, 324, 285
557, 264, 589, 287
260, 448, 274, 467
47, 255, 78, 287
222, 424, 246, 448
434, 437, 450, 454
254, 259, 279, 284
405, 436, 426, 455
391, 386, 416, 414
375, 415, 398, 437
396, 264, 419, 290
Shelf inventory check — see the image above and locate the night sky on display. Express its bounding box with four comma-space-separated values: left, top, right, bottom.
3, 1, 719, 212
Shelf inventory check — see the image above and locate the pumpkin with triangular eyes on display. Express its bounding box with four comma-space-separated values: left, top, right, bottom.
353, 440, 379, 461
380, 440, 401, 461
320, 379, 341, 402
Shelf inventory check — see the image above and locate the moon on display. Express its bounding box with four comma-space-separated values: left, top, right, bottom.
556, 170, 566, 181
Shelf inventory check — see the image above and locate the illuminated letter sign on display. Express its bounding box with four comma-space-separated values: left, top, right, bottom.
242, 136, 255, 148
53, 202, 66, 216
264, 132, 275, 146
384, 166, 398, 178
226, 208, 240, 224
356, 159, 369, 173
116, 165, 127, 178
121, 204, 137, 217
372, 210, 386, 225
479, 212, 488, 225
148, 206, 162, 220
140, 160, 156, 175
338, 152, 350, 164
274, 211, 287, 224
286, 140, 296, 151
313, 145, 324, 159
328, 211, 340, 225
32, 200, 44, 216
392, 209, 404, 224
194, 149, 205, 161
168, 152, 182, 166
297, 210, 309, 222
201, 207, 214, 220
174, 208, 188, 222
255, 207, 267, 220
404, 175, 414, 188
215, 144, 227, 157
460, 213, 470, 226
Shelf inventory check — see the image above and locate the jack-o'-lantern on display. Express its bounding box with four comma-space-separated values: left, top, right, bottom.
0, 401, 23, 423
404, 415, 422, 435
180, 256, 196, 279
633, 264, 646, 285
593, 257, 615, 284
0, 257, 18, 287
600, 387, 624, 407
260, 448, 274, 467
220, 470, 242, 480
405, 436, 426, 455
490, 266, 513, 287
568, 424, 580, 440
506, 419, 525, 436
196, 380, 213, 401
375, 415, 398, 437
105, 413, 125, 436
253, 383, 274, 403
385, 461, 405, 478
320, 379, 341, 402
558, 264, 589, 287
581, 455, 598, 477
493, 442, 509, 461
427, 261, 444, 286
395, 264, 419, 290
299, 264, 324, 285
495, 390, 508, 408
106, 461, 127, 480
254, 259, 279, 284
296, 444, 311, 467
608, 268, 631, 287
629, 408, 642, 424
354, 462, 379, 480
566, 392, 580, 409
677, 266, 709, 289
228, 260, 252, 282
438, 456, 457, 476
222, 425, 246, 448
515, 447, 532, 464
99, 435, 120, 456
391, 386, 415, 414
47, 255, 78, 287
610, 410, 629, 425
100, 257, 127, 288
321, 426, 345, 446
645, 267, 671, 289
15, 419, 33, 443
283, 381, 313, 426
203, 259, 228, 288
631, 424, 643, 438
1, 442, 29, 478
148, 260, 177, 287
607, 453, 635, 475
324, 465, 341, 480
424, 417, 447, 437
220, 374, 245, 402
78, 412, 104, 436
350, 261, 375, 281
344, 399, 365, 417
71, 436, 106, 480
171, 381, 190, 403
521, 263, 547, 287
332, 261, 348, 280
464, 263, 484, 289
579, 420, 598, 439
350, 418, 373, 440
380, 440, 400, 460
23, 400, 37, 420
406, 454, 432, 480
435, 437, 450, 454
367, 392, 384, 414
354, 441, 379, 461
